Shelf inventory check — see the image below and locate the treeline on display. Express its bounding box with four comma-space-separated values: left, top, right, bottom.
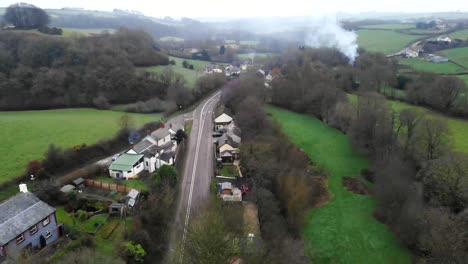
269, 48, 468, 262
0, 28, 169, 110
50, 14, 177, 38
219, 75, 330, 263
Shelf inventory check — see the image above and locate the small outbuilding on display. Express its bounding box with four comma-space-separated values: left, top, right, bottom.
60, 184, 76, 193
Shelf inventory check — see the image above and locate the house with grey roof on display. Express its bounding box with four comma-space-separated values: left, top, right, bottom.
108, 153, 145, 179
0, 187, 62, 258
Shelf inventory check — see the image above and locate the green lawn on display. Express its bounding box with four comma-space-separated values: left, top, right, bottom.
266, 105, 409, 264
0, 109, 160, 185
0, 183, 30, 202
439, 47, 468, 68
144, 56, 217, 88
449, 29, 468, 40
239, 40, 259, 46
348, 94, 468, 153
56, 206, 108, 233
95, 176, 149, 191
220, 164, 239, 178
399, 58, 465, 74
361, 24, 414, 30
357, 30, 423, 54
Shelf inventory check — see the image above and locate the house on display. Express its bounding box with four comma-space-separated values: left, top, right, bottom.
225, 65, 241, 76
108, 153, 145, 179
151, 128, 172, 147
217, 134, 240, 163
0, 186, 62, 258
168, 123, 185, 139
428, 54, 449, 63
265, 73, 273, 82
214, 113, 233, 130
405, 50, 419, 58
256, 69, 265, 77
436, 36, 451, 43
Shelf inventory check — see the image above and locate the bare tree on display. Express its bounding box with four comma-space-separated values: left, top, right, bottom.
414, 118, 451, 161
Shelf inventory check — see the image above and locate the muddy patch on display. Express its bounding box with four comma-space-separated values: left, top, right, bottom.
342, 177, 371, 195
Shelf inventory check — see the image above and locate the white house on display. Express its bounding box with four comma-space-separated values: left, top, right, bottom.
151, 127, 172, 146
265, 73, 273, 82
215, 113, 233, 130
436, 36, 452, 43
168, 123, 185, 139
108, 153, 145, 179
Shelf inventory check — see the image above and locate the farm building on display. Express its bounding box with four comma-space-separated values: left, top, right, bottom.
108, 153, 145, 179
215, 113, 233, 130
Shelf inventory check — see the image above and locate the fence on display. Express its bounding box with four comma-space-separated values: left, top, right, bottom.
84, 179, 137, 193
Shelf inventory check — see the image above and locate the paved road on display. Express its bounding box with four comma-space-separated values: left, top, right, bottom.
170, 91, 221, 257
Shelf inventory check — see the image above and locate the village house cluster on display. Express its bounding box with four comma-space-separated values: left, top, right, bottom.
108, 122, 184, 179
213, 113, 249, 202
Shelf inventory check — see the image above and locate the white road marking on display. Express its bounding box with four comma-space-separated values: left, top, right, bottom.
180, 92, 220, 254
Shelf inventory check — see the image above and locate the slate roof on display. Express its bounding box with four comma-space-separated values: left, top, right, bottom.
160, 151, 175, 162
109, 153, 144, 171
215, 113, 233, 124
217, 134, 239, 148
0, 192, 56, 245
151, 128, 171, 140
72, 177, 85, 186
132, 136, 157, 154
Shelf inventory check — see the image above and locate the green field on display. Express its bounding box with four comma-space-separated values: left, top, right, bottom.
144, 56, 218, 88
357, 30, 423, 54
348, 94, 468, 154
361, 24, 414, 30
239, 40, 259, 46
61, 28, 115, 37
0, 109, 161, 185
458, 75, 468, 85
266, 105, 409, 264
439, 47, 468, 68
449, 29, 468, 40
399, 58, 466, 74
237, 53, 277, 60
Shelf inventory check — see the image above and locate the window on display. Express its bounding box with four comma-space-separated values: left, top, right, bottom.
145, 162, 149, 166
127, 170, 132, 173
16, 234, 25, 244
45, 230, 52, 239
29, 225, 38, 235
42, 216, 50, 227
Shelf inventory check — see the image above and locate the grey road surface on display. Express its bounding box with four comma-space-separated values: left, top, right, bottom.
170, 91, 221, 257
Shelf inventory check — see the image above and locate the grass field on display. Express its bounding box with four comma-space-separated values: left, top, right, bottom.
144, 56, 218, 88
399, 58, 466, 74
61, 28, 115, 37
266, 105, 409, 264
439, 47, 468, 68
237, 53, 277, 60
348, 94, 468, 154
95, 176, 149, 191
361, 24, 414, 30
357, 30, 423, 54
458, 75, 468, 85
239, 40, 259, 46
0, 109, 160, 185
449, 29, 468, 40
220, 164, 239, 178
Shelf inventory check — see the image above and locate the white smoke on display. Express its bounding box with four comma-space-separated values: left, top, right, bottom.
304, 16, 358, 63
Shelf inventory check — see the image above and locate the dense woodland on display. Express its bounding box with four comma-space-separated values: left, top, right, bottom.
0, 28, 169, 110
267, 48, 468, 262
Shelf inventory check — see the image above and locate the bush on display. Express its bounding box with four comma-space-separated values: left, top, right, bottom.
77, 210, 88, 221
126, 98, 177, 113
126, 241, 146, 264
93, 96, 111, 110
38, 26, 63, 35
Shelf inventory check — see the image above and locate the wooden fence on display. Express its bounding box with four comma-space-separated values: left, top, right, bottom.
85, 179, 137, 193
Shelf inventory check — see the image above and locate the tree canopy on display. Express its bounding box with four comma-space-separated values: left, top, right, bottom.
5, 3, 49, 29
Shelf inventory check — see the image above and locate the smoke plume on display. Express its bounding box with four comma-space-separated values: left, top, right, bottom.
304, 16, 358, 63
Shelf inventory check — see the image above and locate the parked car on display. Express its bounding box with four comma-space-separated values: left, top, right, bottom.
212, 131, 223, 137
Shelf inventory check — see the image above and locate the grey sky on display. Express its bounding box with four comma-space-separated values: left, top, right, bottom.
1, 0, 467, 18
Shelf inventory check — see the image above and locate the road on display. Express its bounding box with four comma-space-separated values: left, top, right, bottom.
388, 32, 455, 57
169, 91, 221, 258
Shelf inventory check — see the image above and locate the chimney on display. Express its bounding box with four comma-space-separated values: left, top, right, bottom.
19, 183, 28, 193
169, 123, 172, 128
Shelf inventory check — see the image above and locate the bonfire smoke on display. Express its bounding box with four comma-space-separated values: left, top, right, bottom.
304, 16, 358, 63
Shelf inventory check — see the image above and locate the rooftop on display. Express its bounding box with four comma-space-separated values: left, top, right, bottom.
109, 153, 144, 171
0, 192, 56, 245
215, 113, 233, 124
151, 127, 171, 140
